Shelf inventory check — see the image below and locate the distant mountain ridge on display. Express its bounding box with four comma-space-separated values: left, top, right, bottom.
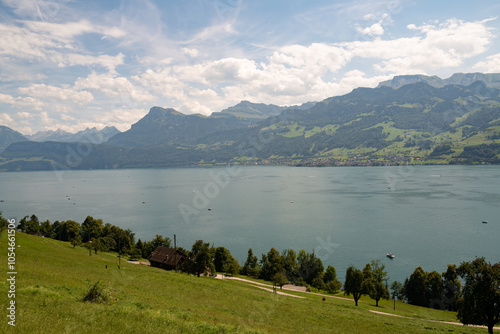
106, 107, 250, 147
27, 126, 120, 144
0, 126, 27, 151
378, 72, 500, 89
216, 100, 315, 121
107, 101, 316, 147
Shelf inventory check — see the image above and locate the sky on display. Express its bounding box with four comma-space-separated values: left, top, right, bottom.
1, 0, 500, 134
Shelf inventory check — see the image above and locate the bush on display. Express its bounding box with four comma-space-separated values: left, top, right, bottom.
326, 280, 342, 294
82, 281, 112, 304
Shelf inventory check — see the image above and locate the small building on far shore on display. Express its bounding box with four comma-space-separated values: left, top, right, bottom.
148, 246, 189, 271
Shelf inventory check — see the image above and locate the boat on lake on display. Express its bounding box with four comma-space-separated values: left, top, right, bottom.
387, 253, 395, 259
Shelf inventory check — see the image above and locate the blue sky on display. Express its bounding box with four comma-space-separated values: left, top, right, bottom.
1, 0, 500, 134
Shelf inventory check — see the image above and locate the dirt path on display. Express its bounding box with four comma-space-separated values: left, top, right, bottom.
131, 263, 500, 331
218, 275, 499, 331
369, 310, 500, 331
215, 275, 305, 298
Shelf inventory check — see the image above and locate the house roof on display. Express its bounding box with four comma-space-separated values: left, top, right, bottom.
148, 246, 188, 266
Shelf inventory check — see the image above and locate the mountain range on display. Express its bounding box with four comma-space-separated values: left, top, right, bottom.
0, 126, 27, 151
26, 126, 120, 144
1, 73, 500, 171
378, 72, 500, 89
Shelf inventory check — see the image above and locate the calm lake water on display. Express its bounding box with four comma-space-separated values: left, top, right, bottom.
1, 165, 499, 283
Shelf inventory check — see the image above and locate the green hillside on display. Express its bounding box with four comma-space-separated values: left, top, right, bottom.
0, 232, 491, 333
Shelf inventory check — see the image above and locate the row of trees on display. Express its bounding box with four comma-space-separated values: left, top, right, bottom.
7, 213, 173, 261
395, 265, 461, 311
240, 247, 342, 292
344, 260, 390, 306
344, 260, 499, 334
177, 243, 342, 294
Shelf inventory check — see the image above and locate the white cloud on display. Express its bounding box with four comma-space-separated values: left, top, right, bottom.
122, 17, 495, 116
349, 18, 494, 74
0, 113, 14, 125
16, 111, 34, 119
52, 53, 125, 74
18, 84, 94, 105
0, 9, 496, 134
182, 48, 199, 58
357, 22, 384, 36
474, 52, 500, 72
75, 72, 155, 102
0, 92, 43, 110
0, 20, 126, 73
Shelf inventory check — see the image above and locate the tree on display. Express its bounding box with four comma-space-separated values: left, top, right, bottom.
427, 270, 444, 309
18, 214, 40, 234
370, 259, 388, 282
361, 262, 389, 307
311, 276, 326, 291
324, 265, 338, 283
214, 247, 230, 272
128, 246, 142, 260
222, 256, 241, 276
81, 216, 103, 242
150, 234, 171, 250
241, 248, 261, 277
97, 236, 117, 253
325, 280, 342, 294
442, 264, 461, 311
390, 281, 404, 301
0, 211, 8, 234
456, 258, 500, 334
282, 249, 299, 282
297, 249, 324, 285
403, 266, 429, 306
70, 235, 82, 248
40, 220, 55, 238
260, 247, 283, 281
324, 265, 342, 294
190, 240, 215, 277
344, 266, 364, 306
213, 246, 240, 275
140, 240, 153, 259
55, 220, 80, 241
273, 270, 288, 289
369, 280, 390, 307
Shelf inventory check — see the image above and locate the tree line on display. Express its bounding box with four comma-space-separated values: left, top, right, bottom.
345, 261, 499, 334
0, 212, 172, 260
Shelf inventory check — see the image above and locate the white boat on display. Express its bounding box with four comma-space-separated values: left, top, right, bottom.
387, 253, 395, 259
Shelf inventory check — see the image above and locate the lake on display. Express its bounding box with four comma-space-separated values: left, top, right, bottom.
1, 165, 499, 283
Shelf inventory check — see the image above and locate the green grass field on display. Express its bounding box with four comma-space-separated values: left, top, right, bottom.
0, 232, 493, 333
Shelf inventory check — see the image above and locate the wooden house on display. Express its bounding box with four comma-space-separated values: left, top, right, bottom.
148, 246, 189, 270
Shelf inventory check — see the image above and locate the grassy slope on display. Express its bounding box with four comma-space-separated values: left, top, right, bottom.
0, 233, 489, 334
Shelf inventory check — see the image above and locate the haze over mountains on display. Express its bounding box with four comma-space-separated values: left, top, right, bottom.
1, 73, 500, 171
26, 126, 120, 144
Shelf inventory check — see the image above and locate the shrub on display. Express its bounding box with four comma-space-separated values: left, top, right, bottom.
82, 281, 112, 304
